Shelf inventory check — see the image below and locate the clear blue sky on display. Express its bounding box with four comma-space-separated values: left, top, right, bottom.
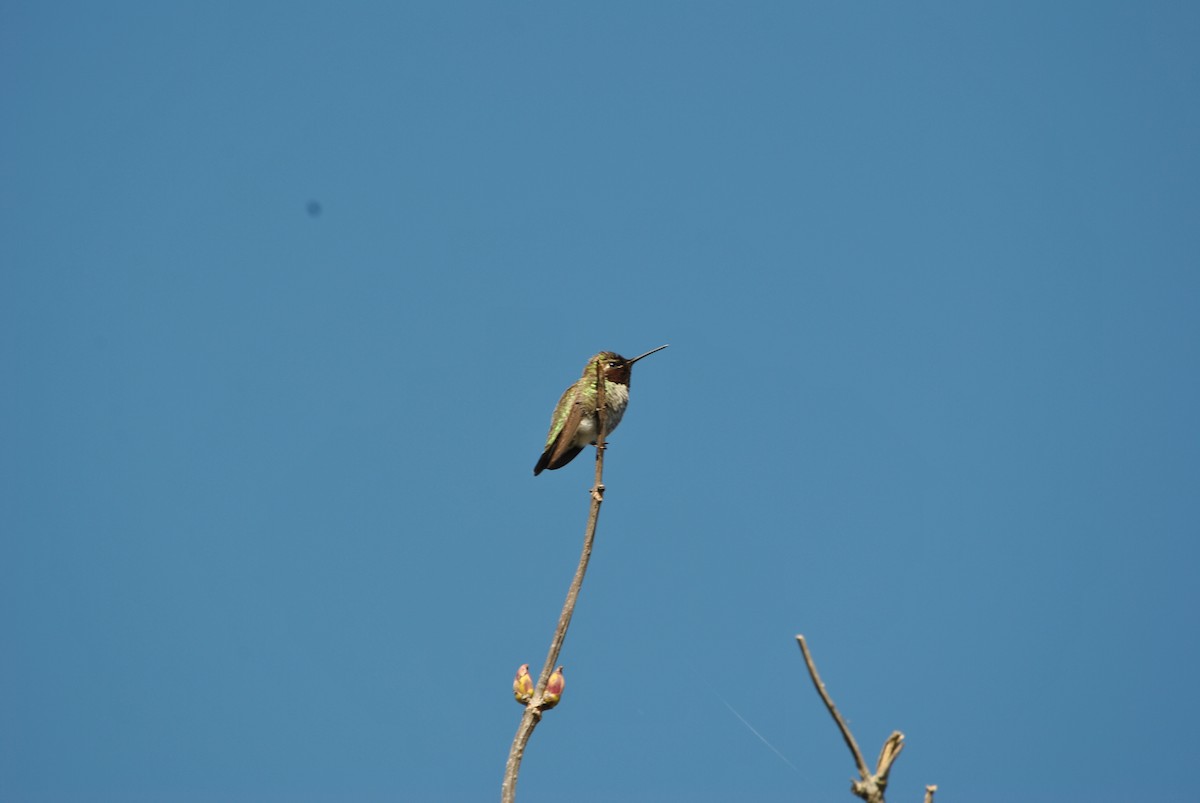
3, 3, 1198, 802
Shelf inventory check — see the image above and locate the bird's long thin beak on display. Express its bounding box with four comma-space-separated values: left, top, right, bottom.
629, 344, 669, 364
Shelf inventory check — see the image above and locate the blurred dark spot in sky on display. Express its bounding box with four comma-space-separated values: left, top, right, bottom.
306, 200, 322, 217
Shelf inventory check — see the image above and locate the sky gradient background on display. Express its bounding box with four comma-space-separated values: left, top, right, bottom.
3, 2, 1198, 802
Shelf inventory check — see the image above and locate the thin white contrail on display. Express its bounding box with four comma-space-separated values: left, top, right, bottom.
710, 688, 800, 772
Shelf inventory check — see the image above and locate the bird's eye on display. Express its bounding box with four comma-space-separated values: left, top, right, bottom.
608, 361, 620, 368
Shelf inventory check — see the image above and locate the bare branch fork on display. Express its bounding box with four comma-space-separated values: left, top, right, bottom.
501, 361, 609, 803
796, 635, 932, 803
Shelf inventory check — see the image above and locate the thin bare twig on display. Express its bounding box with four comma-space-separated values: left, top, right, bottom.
795, 635, 909, 803
501, 360, 608, 803
924, 784, 938, 803
796, 634, 870, 779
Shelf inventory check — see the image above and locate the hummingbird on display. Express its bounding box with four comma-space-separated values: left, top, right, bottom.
534, 345, 668, 476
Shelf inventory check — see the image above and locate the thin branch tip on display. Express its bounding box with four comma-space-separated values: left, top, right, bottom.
796, 634, 870, 779
502, 359, 610, 803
